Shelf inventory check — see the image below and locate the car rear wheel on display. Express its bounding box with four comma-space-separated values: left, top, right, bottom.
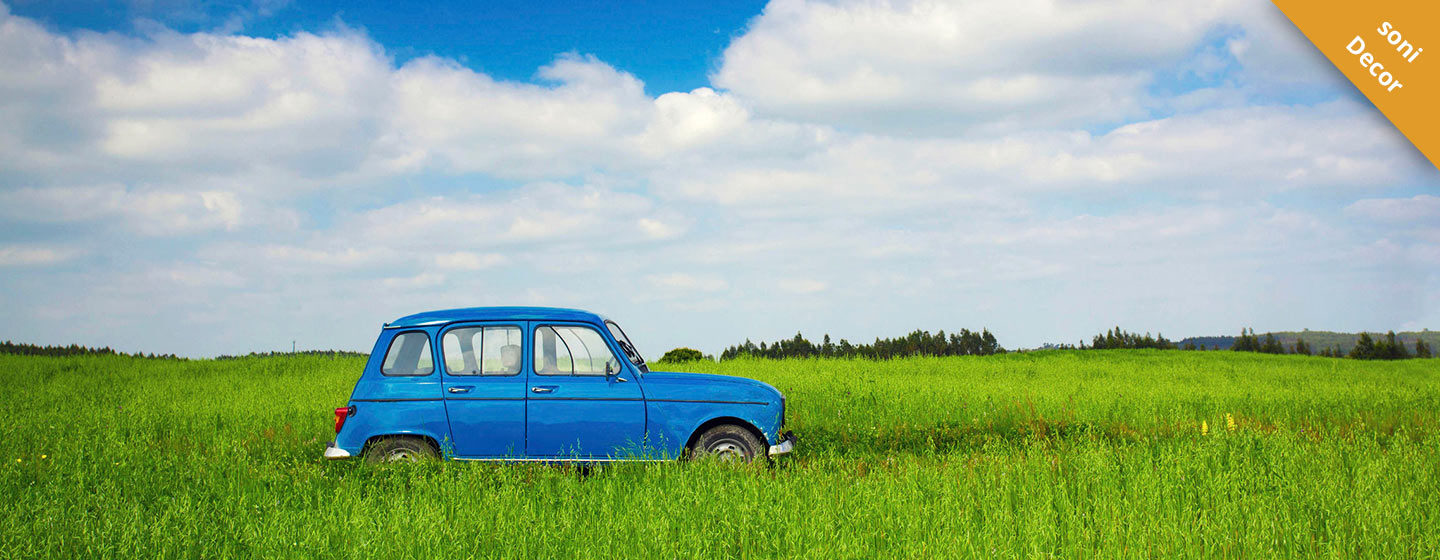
691, 424, 765, 462
364, 436, 438, 463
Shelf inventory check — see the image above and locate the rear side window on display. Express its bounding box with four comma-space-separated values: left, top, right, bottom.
534, 325, 621, 376
442, 326, 522, 376
381, 332, 434, 376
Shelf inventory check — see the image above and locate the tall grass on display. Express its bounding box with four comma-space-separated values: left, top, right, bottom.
2, 351, 1437, 558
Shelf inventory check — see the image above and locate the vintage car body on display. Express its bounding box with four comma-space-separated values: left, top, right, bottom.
324, 307, 794, 462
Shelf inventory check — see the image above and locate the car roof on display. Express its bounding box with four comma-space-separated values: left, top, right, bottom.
386, 306, 608, 328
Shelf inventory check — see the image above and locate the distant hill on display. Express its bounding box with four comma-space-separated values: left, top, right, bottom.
1178, 331, 1440, 354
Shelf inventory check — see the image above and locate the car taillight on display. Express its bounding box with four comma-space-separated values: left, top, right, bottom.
334, 406, 355, 433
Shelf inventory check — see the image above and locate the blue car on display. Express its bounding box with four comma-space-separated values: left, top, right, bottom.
324, 307, 795, 463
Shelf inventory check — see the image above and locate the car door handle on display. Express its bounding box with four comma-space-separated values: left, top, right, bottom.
531, 386, 555, 394
448, 386, 472, 394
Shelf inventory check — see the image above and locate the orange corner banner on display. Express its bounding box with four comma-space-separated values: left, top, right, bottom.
1272, 0, 1439, 169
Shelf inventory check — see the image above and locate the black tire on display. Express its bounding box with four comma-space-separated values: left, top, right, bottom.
364, 436, 438, 464
690, 424, 766, 462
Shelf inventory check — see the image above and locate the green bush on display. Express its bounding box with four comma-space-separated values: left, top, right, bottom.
658, 347, 706, 362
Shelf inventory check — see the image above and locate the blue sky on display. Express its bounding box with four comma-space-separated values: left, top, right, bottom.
0, 0, 1436, 358
9, 0, 765, 94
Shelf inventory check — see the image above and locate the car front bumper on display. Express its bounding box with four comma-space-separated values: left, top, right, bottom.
324, 440, 352, 460
768, 430, 796, 456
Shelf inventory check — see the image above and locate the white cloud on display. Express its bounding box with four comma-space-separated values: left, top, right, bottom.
381, 273, 447, 289
387, 53, 652, 178
338, 182, 659, 248
1221, 3, 1344, 92
152, 263, 246, 288
637, 87, 751, 153
646, 273, 729, 293
0, 245, 82, 267
637, 218, 683, 240
645, 102, 1428, 213
777, 278, 827, 294
712, 0, 1255, 133
0, 184, 251, 235
434, 252, 507, 271
0, 2, 1435, 358
258, 245, 387, 267
1347, 195, 1440, 223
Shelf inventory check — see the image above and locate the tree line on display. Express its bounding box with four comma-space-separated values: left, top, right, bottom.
1069, 327, 1433, 360
214, 350, 368, 360
1087, 328, 1176, 350
719, 328, 1003, 361
0, 340, 183, 360
0, 340, 368, 361
1217, 328, 1431, 359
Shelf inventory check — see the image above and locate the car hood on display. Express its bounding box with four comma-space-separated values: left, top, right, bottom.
640, 370, 782, 404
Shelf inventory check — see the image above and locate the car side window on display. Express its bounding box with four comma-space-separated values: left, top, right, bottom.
381, 332, 434, 376
443, 326, 522, 376
534, 325, 621, 376
480, 327, 523, 375
442, 328, 482, 374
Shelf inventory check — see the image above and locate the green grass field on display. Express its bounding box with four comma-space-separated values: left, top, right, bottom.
3, 350, 1438, 558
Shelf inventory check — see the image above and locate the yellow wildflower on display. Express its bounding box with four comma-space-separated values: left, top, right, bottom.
1226, 414, 1236, 432
40, 455, 47, 460
1201, 420, 1209, 436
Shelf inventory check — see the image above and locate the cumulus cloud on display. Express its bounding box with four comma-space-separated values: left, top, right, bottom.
711, 0, 1263, 132
0, 245, 82, 267
645, 102, 1430, 214
0, 2, 1434, 357
388, 53, 653, 178
646, 273, 729, 293
0, 184, 257, 234
434, 252, 507, 271
1346, 195, 1440, 223
709, 0, 1358, 134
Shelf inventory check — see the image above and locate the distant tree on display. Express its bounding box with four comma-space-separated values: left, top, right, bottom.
1183, 341, 1197, 351
1349, 333, 1377, 360
1260, 333, 1285, 354
1087, 327, 1176, 350
719, 327, 1003, 361
1292, 337, 1312, 356
0, 340, 185, 360
1376, 331, 1409, 360
1231, 328, 1260, 352
1417, 339, 1433, 359
659, 347, 706, 362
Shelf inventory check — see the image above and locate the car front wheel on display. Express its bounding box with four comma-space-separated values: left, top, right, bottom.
691, 424, 765, 462
364, 436, 438, 463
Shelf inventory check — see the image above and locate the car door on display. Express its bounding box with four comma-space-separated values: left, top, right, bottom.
526, 321, 646, 458
439, 323, 527, 457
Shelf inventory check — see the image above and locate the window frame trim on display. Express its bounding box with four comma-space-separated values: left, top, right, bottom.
379, 330, 438, 377
439, 322, 525, 377
531, 322, 624, 377
604, 320, 647, 372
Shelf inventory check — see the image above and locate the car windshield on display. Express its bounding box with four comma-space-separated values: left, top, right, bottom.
605, 321, 648, 373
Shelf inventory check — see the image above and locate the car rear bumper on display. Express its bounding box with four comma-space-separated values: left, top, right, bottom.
768, 431, 796, 456
324, 441, 352, 460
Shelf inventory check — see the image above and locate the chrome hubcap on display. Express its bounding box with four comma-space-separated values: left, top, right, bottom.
707, 439, 747, 461
386, 448, 419, 462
